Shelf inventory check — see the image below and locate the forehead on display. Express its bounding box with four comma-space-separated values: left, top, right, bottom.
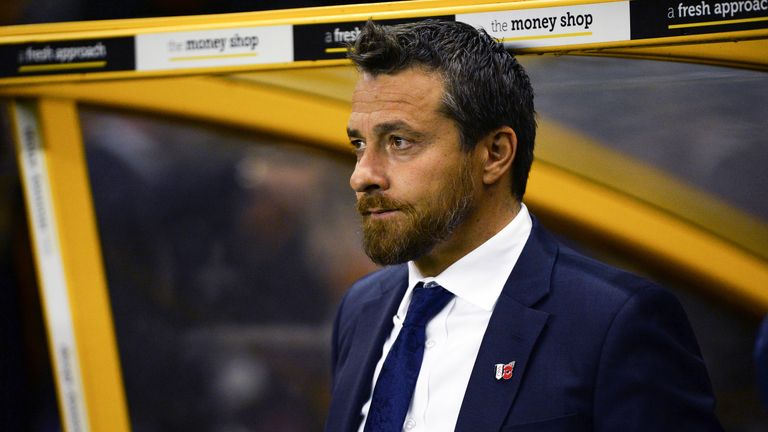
349, 68, 446, 127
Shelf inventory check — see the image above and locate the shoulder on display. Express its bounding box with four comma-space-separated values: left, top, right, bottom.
342, 264, 407, 305
334, 264, 407, 325
330, 265, 407, 370
535, 226, 699, 359
553, 243, 656, 302
521, 217, 662, 313
524, 224, 720, 428
538, 228, 686, 336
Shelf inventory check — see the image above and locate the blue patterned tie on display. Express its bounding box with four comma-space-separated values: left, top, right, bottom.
363, 281, 454, 431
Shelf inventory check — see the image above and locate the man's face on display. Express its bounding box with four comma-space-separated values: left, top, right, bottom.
347, 68, 479, 265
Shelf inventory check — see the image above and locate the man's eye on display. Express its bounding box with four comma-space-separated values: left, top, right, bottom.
350, 139, 365, 151
390, 136, 411, 149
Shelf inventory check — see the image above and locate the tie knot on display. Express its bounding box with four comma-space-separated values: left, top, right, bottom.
403, 282, 454, 327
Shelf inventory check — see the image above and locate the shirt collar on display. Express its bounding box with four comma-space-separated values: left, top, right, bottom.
404, 204, 532, 314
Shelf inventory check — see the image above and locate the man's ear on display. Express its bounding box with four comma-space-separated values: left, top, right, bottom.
480, 126, 516, 186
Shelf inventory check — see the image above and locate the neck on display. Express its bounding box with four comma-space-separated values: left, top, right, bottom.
414, 198, 521, 277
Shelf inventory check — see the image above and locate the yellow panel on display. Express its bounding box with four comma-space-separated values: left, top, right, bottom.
11, 99, 88, 432
227, 65, 358, 103
527, 161, 768, 314
0, 75, 352, 152
36, 98, 131, 432
585, 39, 768, 71
1, 0, 767, 86
537, 121, 768, 261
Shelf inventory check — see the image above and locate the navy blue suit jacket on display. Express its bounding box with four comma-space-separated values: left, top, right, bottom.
326, 218, 722, 431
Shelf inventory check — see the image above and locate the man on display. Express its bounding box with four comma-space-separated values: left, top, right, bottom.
326, 20, 722, 431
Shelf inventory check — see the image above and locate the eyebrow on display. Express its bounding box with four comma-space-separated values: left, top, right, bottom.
347, 120, 426, 140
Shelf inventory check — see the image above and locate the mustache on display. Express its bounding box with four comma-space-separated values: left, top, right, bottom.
356, 194, 411, 215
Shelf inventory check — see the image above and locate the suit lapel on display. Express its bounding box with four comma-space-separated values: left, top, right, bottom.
331, 267, 408, 432
455, 220, 557, 432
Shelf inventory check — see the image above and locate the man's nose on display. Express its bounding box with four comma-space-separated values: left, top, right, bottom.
350, 149, 389, 193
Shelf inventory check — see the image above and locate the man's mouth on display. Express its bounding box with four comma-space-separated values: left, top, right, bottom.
362, 208, 399, 217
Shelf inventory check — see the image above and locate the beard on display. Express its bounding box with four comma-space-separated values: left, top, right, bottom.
356, 157, 476, 266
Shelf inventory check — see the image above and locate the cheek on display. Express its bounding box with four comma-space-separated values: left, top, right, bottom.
392, 178, 421, 203
389, 146, 469, 200
402, 172, 452, 206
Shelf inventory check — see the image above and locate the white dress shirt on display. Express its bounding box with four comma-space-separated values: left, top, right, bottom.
358, 204, 533, 432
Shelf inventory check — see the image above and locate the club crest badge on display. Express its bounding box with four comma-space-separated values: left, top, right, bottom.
494, 361, 516, 380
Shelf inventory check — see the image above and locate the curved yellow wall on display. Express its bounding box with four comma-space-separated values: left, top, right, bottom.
4, 67, 766, 314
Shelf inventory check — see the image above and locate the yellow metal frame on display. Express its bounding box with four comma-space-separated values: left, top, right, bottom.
1, 0, 767, 87
10, 99, 131, 432
36, 99, 130, 432
1, 1, 767, 431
